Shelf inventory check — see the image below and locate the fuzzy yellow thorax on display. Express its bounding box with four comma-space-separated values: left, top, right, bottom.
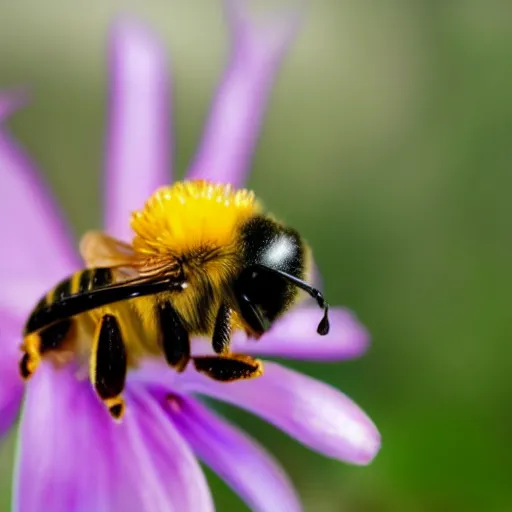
130, 180, 261, 258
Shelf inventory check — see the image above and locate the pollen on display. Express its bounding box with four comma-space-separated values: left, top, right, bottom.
130, 180, 261, 257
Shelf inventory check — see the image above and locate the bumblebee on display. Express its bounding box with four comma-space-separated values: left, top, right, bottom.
20, 180, 329, 420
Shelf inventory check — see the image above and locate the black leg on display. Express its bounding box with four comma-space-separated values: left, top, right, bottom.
212, 303, 232, 354
90, 314, 127, 420
193, 353, 263, 382
157, 300, 190, 372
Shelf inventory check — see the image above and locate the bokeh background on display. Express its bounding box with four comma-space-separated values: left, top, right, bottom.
1, 0, 512, 510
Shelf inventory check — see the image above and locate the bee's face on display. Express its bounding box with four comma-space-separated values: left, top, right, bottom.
233, 215, 306, 336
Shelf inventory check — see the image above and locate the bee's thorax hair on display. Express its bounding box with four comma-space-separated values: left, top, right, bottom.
129, 180, 262, 336
130, 180, 261, 262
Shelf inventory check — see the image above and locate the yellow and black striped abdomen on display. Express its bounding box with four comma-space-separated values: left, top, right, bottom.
24, 267, 114, 336
48, 267, 114, 305
20, 267, 117, 379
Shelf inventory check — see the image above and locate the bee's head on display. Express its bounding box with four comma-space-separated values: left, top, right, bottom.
233, 215, 329, 337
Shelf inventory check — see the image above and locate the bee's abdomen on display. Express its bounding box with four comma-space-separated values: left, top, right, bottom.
46, 268, 114, 302
25, 268, 114, 335
38, 318, 74, 353
77, 268, 114, 293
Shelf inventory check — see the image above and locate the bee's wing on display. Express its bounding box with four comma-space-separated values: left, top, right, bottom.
80, 231, 136, 267
79, 230, 143, 281
79, 230, 182, 281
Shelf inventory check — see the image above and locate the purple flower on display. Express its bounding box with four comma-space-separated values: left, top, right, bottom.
0, 2, 380, 511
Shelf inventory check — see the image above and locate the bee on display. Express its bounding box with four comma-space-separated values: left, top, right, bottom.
20, 180, 330, 420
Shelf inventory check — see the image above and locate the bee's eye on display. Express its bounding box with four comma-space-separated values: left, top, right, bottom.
235, 290, 270, 336
233, 266, 294, 335
236, 267, 272, 301
233, 268, 270, 336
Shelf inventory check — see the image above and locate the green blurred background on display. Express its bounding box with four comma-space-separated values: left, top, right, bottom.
1, 0, 512, 510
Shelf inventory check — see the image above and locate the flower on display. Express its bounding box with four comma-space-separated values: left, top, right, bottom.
0, 1, 380, 511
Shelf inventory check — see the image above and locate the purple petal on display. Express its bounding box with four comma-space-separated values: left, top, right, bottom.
105, 19, 172, 242
0, 310, 24, 437
127, 387, 214, 512
186, 0, 301, 187
0, 128, 79, 313
14, 366, 213, 512
232, 307, 369, 361
14, 365, 111, 512
167, 396, 301, 512
181, 362, 381, 465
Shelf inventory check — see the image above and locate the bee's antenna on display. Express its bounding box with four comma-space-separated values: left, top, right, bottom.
254, 265, 330, 335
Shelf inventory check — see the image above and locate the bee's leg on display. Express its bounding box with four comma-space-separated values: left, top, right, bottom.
90, 314, 127, 421
157, 300, 190, 372
19, 319, 74, 379
192, 353, 263, 382
212, 303, 232, 355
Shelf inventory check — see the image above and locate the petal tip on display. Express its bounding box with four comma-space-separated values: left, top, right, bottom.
354, 425, 381, 465
344, 311, 371, 358
339, 410, 381, 466
109, 15, 167, 68
225, 0, 304, 63
110, 15, 153, 41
